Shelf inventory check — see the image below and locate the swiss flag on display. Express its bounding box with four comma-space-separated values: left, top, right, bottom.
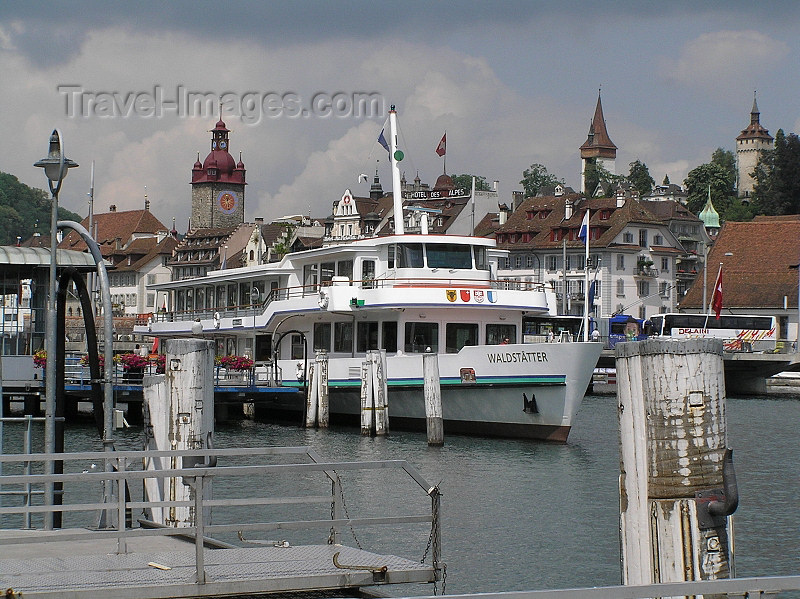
435, 133, 446, 157
711, 268, 723, 319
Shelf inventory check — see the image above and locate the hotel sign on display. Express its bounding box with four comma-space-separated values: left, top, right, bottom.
402, 188, 469, 199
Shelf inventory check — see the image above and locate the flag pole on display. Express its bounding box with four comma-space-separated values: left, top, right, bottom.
703, 262, 723, 329
583, 211, 590, 342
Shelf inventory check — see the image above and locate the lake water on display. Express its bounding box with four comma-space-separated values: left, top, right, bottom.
2, 393, 799, 595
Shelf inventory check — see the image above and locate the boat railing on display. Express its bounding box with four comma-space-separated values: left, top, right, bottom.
149, 276, 549, 324
0, 446, 442, 585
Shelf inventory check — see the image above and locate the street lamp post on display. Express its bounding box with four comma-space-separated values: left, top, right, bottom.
34, 129, 78, 529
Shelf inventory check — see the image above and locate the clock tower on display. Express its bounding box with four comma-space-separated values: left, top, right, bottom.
191, 118, 246, 228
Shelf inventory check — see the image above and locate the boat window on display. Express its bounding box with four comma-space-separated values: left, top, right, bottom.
216, 286, 226, 309
252, 280, 265, 304
473, 246, 488, 270
291, 334, 304, 360
227, 283, 238, 306
387, 245, 395, 269
382, 321, 398, 353
357, 321, 379, 352
427, 243, 472, 269
314, 322, 331, 352
404, 322, 439, 353
176, 289, 186, 311
239, 282, 251, 306
486, 324, 516, 345
361, 260, 375, 288
320, 262, 335, 286
397, 243, 424, 268
303, 264, 318, 295
334, 321, 353, 353
337, 260, 353, 282
445, 323, 478, 353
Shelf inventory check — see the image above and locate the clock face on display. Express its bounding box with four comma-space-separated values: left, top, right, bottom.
220, 140, 227, 150
217, 191, 237, 214
212, 140, 218, 150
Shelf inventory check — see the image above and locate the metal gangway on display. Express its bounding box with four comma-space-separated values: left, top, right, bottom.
0, 446, 441, 598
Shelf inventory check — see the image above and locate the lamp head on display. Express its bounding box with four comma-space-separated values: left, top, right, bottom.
34, 129, 78, 191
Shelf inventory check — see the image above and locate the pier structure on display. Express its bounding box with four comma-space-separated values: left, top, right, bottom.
0, 446, 441, 598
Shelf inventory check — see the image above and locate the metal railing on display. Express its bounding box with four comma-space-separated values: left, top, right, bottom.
0, 446, 442, 585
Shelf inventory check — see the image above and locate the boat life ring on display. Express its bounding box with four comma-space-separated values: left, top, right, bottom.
318, 290, 329, 309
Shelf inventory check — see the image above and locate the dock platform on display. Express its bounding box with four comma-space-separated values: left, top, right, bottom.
0, 446, 442, 599
0, 530, 433, 598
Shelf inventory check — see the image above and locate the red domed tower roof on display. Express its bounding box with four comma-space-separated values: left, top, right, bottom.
192, 118, 246, 185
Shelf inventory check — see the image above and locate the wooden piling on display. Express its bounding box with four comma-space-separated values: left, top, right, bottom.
142, 338, 215, 528
616, 338, 734, 589
305, 362, 317, 428
372, 350, 389, 436
317, 352, 329, 428
422, 353, 443, 446
360, 358, 373, 435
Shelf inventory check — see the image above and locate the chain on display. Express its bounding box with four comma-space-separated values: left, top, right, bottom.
328, 471, 362, 550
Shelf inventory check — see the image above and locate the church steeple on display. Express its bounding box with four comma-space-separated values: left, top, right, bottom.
579, 91, 617, 193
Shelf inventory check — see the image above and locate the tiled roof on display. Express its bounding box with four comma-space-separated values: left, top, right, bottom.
474, 212, 500, 238
680, 216, 800, 310
59, 209, 166, 252
579, 94, 616, 152
494, 195, 665, 251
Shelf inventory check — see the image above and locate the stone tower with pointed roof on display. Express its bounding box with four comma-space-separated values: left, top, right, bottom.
191, 117, 246, 229
736, 92, 772, 199
579, 92, 617, 193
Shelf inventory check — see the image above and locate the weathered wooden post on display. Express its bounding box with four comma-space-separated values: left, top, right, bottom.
422, 352, 443, 446
142, 338, 215, 527
317, 351, 329, 428
305, 361, 317, 428
360, 356, 374, 435
372, 350, 389, 435
617, 338, 737, 591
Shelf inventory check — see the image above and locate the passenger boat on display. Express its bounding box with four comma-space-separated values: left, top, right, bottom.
137, 108, 602, 441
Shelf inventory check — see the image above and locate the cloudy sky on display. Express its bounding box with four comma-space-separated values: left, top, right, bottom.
2, 1, 799, 230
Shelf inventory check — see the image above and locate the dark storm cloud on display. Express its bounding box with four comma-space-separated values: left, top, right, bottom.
5, 0, 796, 68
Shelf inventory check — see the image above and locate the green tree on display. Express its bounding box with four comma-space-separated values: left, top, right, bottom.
519, 163, 563, 197
684, 162, 735, 215
626, 159, 654, 196
711, 147, 736, 180
583, 159, 623, 197
662, 174, 670, 185
0, 171, 82, 245
451, 174, 490, 192
752, 129, 800, 215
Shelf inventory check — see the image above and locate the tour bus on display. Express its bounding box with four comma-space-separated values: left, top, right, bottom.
648, 313, 777, 352
606, 314, 648, 348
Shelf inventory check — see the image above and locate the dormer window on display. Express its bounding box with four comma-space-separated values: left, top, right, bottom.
539, 210, 550, 219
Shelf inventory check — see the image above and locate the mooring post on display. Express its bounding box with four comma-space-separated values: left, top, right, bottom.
360, 357, 374, 435
305, 361, 318, 428
317, 351, 329, 428
142, 338, 215, 528
422, 353, 443, 446
617, 338, 736, 589
373, 350, 389, 435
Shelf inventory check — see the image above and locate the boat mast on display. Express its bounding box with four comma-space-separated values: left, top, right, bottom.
389, 105, 404, 235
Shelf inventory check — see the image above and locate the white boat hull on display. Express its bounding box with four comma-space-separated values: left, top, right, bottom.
260, 341, 602, 441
